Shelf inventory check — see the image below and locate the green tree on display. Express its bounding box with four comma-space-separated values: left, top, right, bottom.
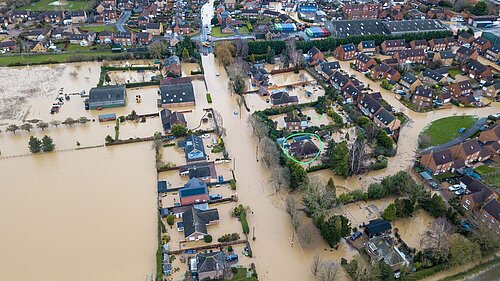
181, 47, 190, 62
448, 234, 481, 267
6, 124, 19, 134
248, 54, 256, 62
20, 123, 33, 132
166, 214, 175, 228
326, 178, 336, 198
470, 1, 488, 16
331, 141, 349, 177
287, 160, 308, 190
50, 120, 62, 128
382, 203, 397, 221
204, 234, 213, 243
377, 131, 393, 149
367, 183, 387, 199
319, 215, 351, 247
41, 135, 55, 152
37, 122, 49, 131
171, 124, 187, 137
266, 46, 275, 64
64, 117, 77, 126
422, 194, 447, 218
394, 198, 414, 218
471, 224, 500, 256
28, 136, 42, 153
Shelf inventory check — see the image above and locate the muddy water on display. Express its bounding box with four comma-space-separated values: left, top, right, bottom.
0, 143, 157, 281
392, 210, 434, 250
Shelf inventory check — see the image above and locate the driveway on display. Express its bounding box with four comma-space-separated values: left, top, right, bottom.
115, 11, 131, 32
420, 117, 487, 154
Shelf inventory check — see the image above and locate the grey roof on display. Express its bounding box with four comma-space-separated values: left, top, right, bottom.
290, 140, 319, 157
367, 235, 406, 266
180, 178, 208, 198
400, 73, 418, 85
374, 108, 395, 126
428, 149, 453, 165
146, 22, 160, 29
183, 207, 219, 237
271, 91, 298, 105
360, 40, 375, 49
488, 45, 500, 54
474, 36, 490, 46
365, 219, 391, 236
423, 68, 444, 82
438, 50, 454, 59
359, 94, 382, 113
414, 86, 433, 98
184, 134, 206, 161
383, 19, 448, 35
197, 251, 226, 273
159, 81, 195, 105
328, 19, 447, 37
482, 200, 500, 222
88, 85, 126, 103
356, 53, 373, 64
332, 71, 350, 87
456, 46, 476, 56
160, 108, 186, 131
342, 43, 356, 52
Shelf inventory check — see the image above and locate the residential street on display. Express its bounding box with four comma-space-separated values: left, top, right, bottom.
115, 11, 131, 32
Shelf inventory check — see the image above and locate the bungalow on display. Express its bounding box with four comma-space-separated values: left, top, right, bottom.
364, 219, 391, 238
448, 80, 473, 97
270, 91, 299, 107
455, 46, 479, 63
472, 37, 492, 54
164, 55, 182, 78
358, 40, 376, 55
358, 94, 382, 118
458, 32, 475, 45
194, 251, 227, 280
289, 139, 320, 159
85, 85, 126, 110
334, 43, 356, 60
421, 148, 455, 175
380, 39, 406, 54
428, 38, 448, 52
160, 108, 187, 134
411, 86, 433, 109
306, 47, 324, 66
355, 53, 376, 72
373, 108, 400, 131
366, 235, 408, 272
460, 176, 497, 213
485, 45, 500, 62
182, 135, 206, 162
284, 113, 308, 131
409, 39, 428, 50
394, 49, 426, 64
182, 207, 219, 241
179, 178, 209, 205
450, 138, 482, 164
70, 11, 87, 24
434, 50, 454, 66
159, 77, 195, 108
399, 73, 421, 93
462, 61, 492, 80
422, 68, 446, 84
477, 200, 500, 234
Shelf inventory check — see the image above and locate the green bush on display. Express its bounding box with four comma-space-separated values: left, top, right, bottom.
230, 179, 237, 190
204, 235, 213, 243
206, 93, 213, 103
218, 233, 240, 242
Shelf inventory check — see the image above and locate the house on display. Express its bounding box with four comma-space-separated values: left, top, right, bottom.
334, 43, 356, 60
85, 85, 126, 110
434, 50, 454, 66
343, 85, 363, 104
146, 22, 163, 35
317, 61, 340, 79
380, 39, 406, 54
179, 162, 217, 183
485, 45, 500, 62
113, 31, 134, 45
306, 47, 324, 66
270, 91, 298, 107
194, 251, 227, 280
409, 39, 428, 50
71, 11, 87, 24
159, 78, 195, 108
450, 138, 482, 164
358, 94, 382, 118
477, 200, 500, 234
289, 139, 320, 159
355, 53, 376, 72
182, 135, 206, 162
437, 92, 452, 104
390, 9, 404, 21
411, 86, 433, 109
455, 46, 479, 63
462, 61, 492, 80
358, 40, 376, 55
179, 178, 209, 205
0, 40, 17, 52
428, 38, 448, 52
366, 235, 408, 272
136, 32, 153, 45
97, 31, 113, 44
164, 55, 182, 77
373, 108, 400, 131
472, 37, 492, 54
399, 73, 421, 93
284, 113, 308, 131
420, 149, 454, 175
250, 65, 269, 87
457, 94, 480, 106
448, 80, 473, 97
422, 68, 446, 84
371, 64, 400, 82
31, 42, 47, 53
394, 49, 426, 64
460, 176, 497, 213
364, 219, 392, 238
479, 124, 500, 144
458, 32, 475, 45
331, 71, 352, 91
342, 3, 382, 20
160, 108, 187, 134
483, 81, 500, 97
182, 207, 219, 241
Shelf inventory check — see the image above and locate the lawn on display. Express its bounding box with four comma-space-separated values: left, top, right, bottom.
448, 69, 461, 79
80, 25, 117, 33
225, 268, 258, 281
64, 44, 93, 51
211, 27, 234, 37
0, 51, 124, 66
419, 115, 478, 149
483, 174, 500, 189
236, 26, 250, 34
20, 0, 93, 11
474, 165, 497, 175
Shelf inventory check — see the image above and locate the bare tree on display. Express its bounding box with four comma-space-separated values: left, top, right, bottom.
419, 217, 454, 260
286, 38, 301, 67
318, 261, 340, 281
248, 114, 269, 160
348, 139, 366, 175
260, 137, 279, 168
310, 254, 323, 276
214, 42, 235, 66
234, 38, 249, 60
286, 195, 297, 217
50, 120, 62, 128
213, 110, 226, 137
269, 166, 291, 193
148, 41, 168, 59
302, 176, 337, 218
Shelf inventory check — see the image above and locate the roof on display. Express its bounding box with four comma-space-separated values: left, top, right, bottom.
411, 39, 428, 47
341, 43, 356, 52
361, 40, 376, 49
359, 94, 382, 113
180, 178, 208, 198
400, 73, 418, 85
289, 140, 319, 157
430, 38, 447, 45
183, 207, 219, 237
474, 37, 490, 46
396, 49, 425, 60
271, 91, 298, 105
426, 149, 453, 165
374, 108, 395, 126
383, 39, 406, 48
460, 138, 482, 156
88, 85, 126, 103
356, 53, 373, 64
365, 219, 391, 236
459, 32, 474, 39
414, 86, 433, 98
160, 108, 186, 131
158, 181, 168, 193
464, 60, 488, 76
328, 19, 446, 38
423, 68, 444, 82
456, 46, 476, 56
482, 200, 500, 222
184, 134, 206, 161
367, 235, 406, 266
159, 81, 195, 105
197, 251, 226, 273
438, 50, 454, 59
332, 71, 350, 87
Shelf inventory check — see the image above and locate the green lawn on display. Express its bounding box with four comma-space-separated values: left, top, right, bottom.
419, 115, 478, 149
237, 26, 250, 34
0, 51, 124, 66
225, 268, 258, 281
483, 174, 500, 189
448, 69, 461, 79
20, 0, 93, 11
64, 44, 93, 51
211, 27, 234, 37
474, 165, 497, 175
80, 25, 117, 33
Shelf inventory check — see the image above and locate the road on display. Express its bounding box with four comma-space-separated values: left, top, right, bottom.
115, 11, 131, 33
420, 117, 488, 154
199, 0, 214, 54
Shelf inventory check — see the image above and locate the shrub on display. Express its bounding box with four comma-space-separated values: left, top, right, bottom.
228, 245, 233, 252
230, 179, 237, 190
218, 233, 240, 242
206, 93, 212, 103
204, 235, 213, 243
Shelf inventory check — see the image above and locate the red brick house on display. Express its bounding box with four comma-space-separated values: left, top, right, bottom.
458, 32, 475, 45
462, 61, 492, 80
334, 43, 357, 60
394, 49, 426, 64
448, 80, 473, 97
306, 47, 325, 66
380, 39, 406, 54
411, 86, 433, 109
472, 37, 492, 54
136, 32, 153, 45
455, 46, 479, 63
355, 53, 376, 71
450, 138, 482, 164
428, 38, 448, 52
420, 149, 454, 175
284, 113, 308, 131
409, 39, 428, 50
370, 64, 400, 82
477, 200, 500, 234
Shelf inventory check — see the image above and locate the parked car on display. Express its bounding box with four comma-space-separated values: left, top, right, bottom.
350, 231, 362, 241
455, 189, 466, 195
458, 127, 466, 134
202, 133, 210, 139
226, 254, 238, 262
448, 184, 462, 191
209, 194, 222, 200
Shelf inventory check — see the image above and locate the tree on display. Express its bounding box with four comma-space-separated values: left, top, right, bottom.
260, 137, 280, 168
419, 217, 453, 263
41, 135, 55, 152
6, 124, 19, 134
287, 160, 308, 190
311, 254, 323, 276
330, 141, 349, 177
382, 203, 397, 221
377, 131, 393, 149
78, 117, 89, 124
394, 198, 414, 218
349, 139, 365, 175
471, 224, 500, 256
64, 117, 77, 126
213, 110, 226, 138
248, 114, 268, 160
20, 123, 33, 132
171, 124, 187, 137
37, 122, 49, 131
318, 215, 351, 247
214, 42, 235, 66
270, 166, 291, 193
470, 1, 488, 16
28, 136, 42, 153
367, 183, 387, 199
302, 177, 337, 218
204, 235, 213, 243
448, 234, 481, 267
318, 262, 340, 281
148, 41, 168, 59
420, 193, 447, 218
181, 47, 190, 62
266, 46, 275, 64
228, 63, 247, 95
50, 120, 62, 128
166, 214, 175, 228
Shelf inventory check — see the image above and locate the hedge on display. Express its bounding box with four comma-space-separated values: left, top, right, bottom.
240, 211, 250, 234
206, 93, 212, 103
124, 81, 160, 88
